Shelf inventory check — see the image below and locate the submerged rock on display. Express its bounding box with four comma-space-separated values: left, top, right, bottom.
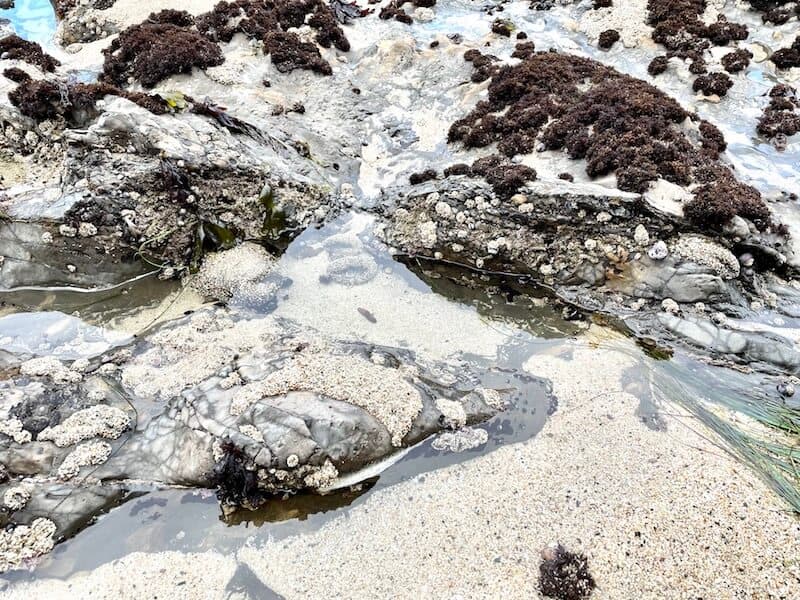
0, 307, 507, 516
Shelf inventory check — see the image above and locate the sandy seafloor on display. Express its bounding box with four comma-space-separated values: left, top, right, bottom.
2, 0, 800, 597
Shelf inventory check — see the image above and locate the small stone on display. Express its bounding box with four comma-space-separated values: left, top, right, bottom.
435, 201, 453, 219
633, 224, 650, 245
59, 224, 77, 238
3, 486, 30, 512
777, 382, 795, 397
510, 193, 528, 206
78, 222, 98, 238
648, 241, 669, 260
596, 212, 612, 223
584, 239, 598, 251
286, 454, 300, 468
661, 298, 680, 314
739, 253, 755, 268
487, 238, 506, 255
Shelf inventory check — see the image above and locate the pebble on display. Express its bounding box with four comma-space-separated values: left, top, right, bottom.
661, 298, 680, 314
633, 224, 650, 245
648, 241, 669, 260
739, 253, 754, 268
59, 225, 77, 238
3, 486, 31, 512
596, 212, 612, 223
435, 202, 453, 219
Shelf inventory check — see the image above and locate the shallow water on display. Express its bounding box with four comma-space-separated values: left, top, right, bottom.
1, 0, 57, 46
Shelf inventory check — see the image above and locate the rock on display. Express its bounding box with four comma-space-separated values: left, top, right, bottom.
671, 237, 740, 280
661, 298, 680, 314
3, 486, 31, 512
648, 241, 669, 260
633, 224, 650, 245
79, 310, 508, 510
431, 427, 488, 452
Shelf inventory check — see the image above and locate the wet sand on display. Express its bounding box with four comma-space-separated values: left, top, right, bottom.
9, 335, 800, 598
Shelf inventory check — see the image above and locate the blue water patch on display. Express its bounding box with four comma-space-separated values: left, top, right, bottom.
1, 0, 57, 46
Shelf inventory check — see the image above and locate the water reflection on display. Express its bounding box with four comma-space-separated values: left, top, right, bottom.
2, 0, 57, 46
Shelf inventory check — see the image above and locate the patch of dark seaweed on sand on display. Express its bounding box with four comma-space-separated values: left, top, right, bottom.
693, 72, 733, 97
0, 35, 60, 72
749, 1, 800, 26
2, 67, 31, 84
770, 36, 800, 70
379, 0, 436, 25
539, 544, 596, 600
174, 0, 350, 54
721, 48, 752, 73
104, 2, 350, 88
448, 50, 772, 230
102, 11, 223, 88
8, 78, 169, 123
409, 169, 438, 185
645, 1, 750, 94
470, 154, 536, 198
757, 83, 800, 141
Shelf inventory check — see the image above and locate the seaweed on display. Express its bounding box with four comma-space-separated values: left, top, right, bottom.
470, 154, 537, 198
210, 439, 265, 509
598, 29, 620, 49
2, 67, 31, 83
329, 0, 372, 24
379, 0, 436, 24
684, 179, 770, 230
698, 120, 726, 156
645, 1, 750, 97
102, 13, 224, 88
195, 0, 347, 51
449, 51, 770, 228
0, 35, 60, 72
721, 48, 752, 73
491, 19, 514, 37
463, 48, 500, 83
443, 163, 471, 176
409, 169, 438, 184
264, 31, 333, 75
538, 545, 596, 600
7, 78, 168, 123
103, 1, 349, 87
757, 84, 800, 139
771, 37, 800, 70
512, 41, 536, 60
692, 72, 733, 97
648, 55, 669, 76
